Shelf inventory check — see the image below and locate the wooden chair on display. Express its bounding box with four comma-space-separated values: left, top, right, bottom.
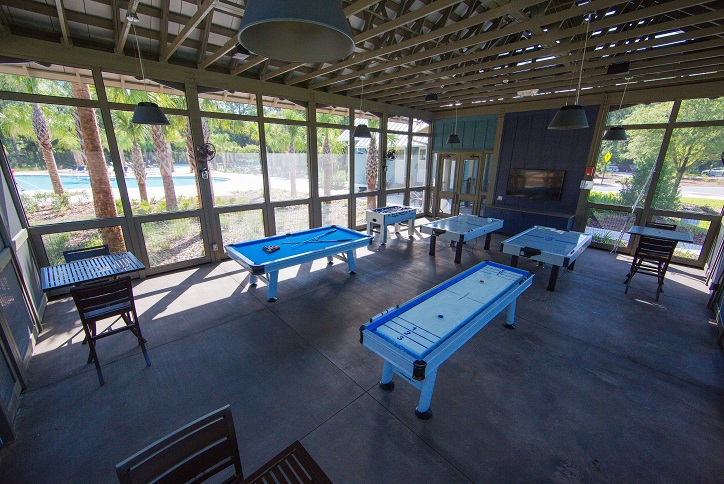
70, 276, 150, 386
624, 235, 678, 301
645, 221, 677, 231
115, 405, 243, 484
242, 441, 332, 484
63, 244, 110, 263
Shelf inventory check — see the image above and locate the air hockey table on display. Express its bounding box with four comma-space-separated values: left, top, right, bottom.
500, 226, 592, 292
225, 225, 371, 302
366, 205, 417, 245
360, 261, 532, 419
419, 214, 504, 263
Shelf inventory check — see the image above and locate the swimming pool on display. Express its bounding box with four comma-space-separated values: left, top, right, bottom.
13, 173, 228, 191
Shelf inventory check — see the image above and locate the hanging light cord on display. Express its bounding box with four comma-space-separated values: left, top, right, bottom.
618, 77, 632, 111
574, 14, 591, 105
131, 22, 147, 88
454, 103, 458, 133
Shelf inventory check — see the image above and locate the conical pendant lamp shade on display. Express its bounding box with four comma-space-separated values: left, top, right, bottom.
353, 124, 371, 138
132, 102, 170, 125
548, 105, 588, 130
447, 133, 461, 144
238, 0, 355, 63
602, 126, 627, 141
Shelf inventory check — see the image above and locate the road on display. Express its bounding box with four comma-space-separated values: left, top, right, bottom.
592, 175, 724, 200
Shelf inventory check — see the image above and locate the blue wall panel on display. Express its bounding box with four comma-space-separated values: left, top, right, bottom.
493, 106, 598, 216
433, 115, 497, 151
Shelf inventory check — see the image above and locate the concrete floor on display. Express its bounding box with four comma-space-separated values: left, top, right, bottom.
1, 225, 722, 482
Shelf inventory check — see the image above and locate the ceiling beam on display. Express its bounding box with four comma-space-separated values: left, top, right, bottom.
196, 1, 214, 65
160, 0, 217, 63
116, 0, 140, 53
55, 0, 73, 46
159, 0, 169, 61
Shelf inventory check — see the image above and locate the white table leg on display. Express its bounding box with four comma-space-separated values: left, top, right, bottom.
266, 271, 279, 302
379, 361, 395, 390
504, 300, 517, 329
346, 250, 357, 273
415, 370, 437, 420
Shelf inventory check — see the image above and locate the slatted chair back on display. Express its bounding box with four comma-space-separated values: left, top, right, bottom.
624, 235, 678, 301
64, 244, 110, 263
115, 405, 243, 484
645, 222, 677, 231
70, 276, 150, 385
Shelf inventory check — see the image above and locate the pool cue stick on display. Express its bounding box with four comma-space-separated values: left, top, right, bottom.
280, 239, 355, 244
289, 228, 337, 249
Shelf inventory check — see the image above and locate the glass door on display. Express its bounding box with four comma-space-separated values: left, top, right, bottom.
457, 155, 480, 215
432, 153, 487, 217
434, 154, 458, 216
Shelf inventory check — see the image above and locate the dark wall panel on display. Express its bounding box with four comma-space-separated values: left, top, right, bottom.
494, 106, 598, 215
433, 115, 497, 151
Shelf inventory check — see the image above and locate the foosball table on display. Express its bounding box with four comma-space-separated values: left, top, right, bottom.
366, 205, 417, 244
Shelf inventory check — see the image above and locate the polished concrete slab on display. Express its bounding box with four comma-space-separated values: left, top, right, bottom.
1, 226, 722, 482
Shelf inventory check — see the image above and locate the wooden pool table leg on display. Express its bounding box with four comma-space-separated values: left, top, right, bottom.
346, 250, 357, 274
504, 300, 517, 329
267, 271, 279, 302
415, 370, 437, 420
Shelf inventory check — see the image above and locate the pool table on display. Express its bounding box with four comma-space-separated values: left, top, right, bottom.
225, 225, 372, 302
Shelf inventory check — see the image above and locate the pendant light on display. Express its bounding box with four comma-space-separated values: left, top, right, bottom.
425, 93, 439, 102
237, 0, 354, 63
447, 102, 461, 145
548, 14, 591, 130
603, 77, 632, 141
127, 13, 169, 125
353, 75, 371, 138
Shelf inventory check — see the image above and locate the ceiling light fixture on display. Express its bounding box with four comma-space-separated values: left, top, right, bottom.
603, 77, 632, 141
548, 14, 592, 130
447, 102, 461, 145
353, 75, 371, 138
127, 13, 169, 125
237, 0, 354, 63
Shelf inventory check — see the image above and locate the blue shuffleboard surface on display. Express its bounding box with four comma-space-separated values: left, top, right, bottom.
365, 261, 529, 359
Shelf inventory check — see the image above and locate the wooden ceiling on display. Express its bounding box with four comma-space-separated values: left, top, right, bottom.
1, 0, 723, 112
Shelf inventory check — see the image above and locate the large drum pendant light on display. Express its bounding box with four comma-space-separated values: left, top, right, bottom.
238, 0, 355, 63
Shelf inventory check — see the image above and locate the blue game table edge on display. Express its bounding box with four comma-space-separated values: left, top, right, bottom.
225, 226, 371, 275
361, 261, 531, 358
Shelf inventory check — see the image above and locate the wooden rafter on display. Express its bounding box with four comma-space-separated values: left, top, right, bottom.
55, 0, 73, 46
116, 0, 140, 53
159, 0, 170, 61
160, 0, 217, 63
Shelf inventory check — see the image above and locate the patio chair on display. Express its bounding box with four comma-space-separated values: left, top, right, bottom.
645, 221, 677, 231
115, 405, 243, 484
624, 235, 678, 301
63, 244, 110, 263
70, 276, 150, 386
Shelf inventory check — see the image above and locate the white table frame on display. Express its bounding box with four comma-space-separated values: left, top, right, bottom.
366, 205, 417, 245
419, 214, 504, 263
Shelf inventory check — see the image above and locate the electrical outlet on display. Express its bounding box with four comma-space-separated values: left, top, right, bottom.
496, 195, 503, 201
212, 243, 218, 251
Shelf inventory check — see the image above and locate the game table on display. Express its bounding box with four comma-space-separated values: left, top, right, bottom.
225, 225, 371, 302
360, 261, 532, 419
366, 205, 417, 245
419, 214, 504, 263
500, 226, 592, 292
41, 252, 145, 291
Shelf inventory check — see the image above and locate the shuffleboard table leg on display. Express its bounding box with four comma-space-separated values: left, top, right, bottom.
346, 250, 357, 274
267, 271, 279, 302
379, 362, 395, 391
547, 266, 560, 292
454, 235, 465, 263
484, 233, 492, 250
415, 370, 437, 420
504, 300, 517, 329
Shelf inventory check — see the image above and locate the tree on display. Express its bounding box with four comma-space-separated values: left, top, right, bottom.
71, 82, 125, 252
112, 109, 150, 202
366, 134, 379, 208
151, 124, 178, 210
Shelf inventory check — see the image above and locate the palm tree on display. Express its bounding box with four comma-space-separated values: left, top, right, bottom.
112, 109, 149, 202
366, 134, 379, 208
71, 82, 125, 251
150, 124, 178, 210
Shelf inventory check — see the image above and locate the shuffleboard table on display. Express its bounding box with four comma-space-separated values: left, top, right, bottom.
419, 214, 504, 263
500, 226, 592, 292
360, 261, 532, 419
225, 225, 371, 302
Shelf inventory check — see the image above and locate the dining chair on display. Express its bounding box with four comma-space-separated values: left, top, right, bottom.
624, 235, 678, 301
63, 244, 110, 263
70, 275, 150, 386
645, 221, 677, 231
115, 405, 243, 484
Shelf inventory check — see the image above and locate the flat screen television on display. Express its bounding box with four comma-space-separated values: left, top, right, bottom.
506, 168, 566, 200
